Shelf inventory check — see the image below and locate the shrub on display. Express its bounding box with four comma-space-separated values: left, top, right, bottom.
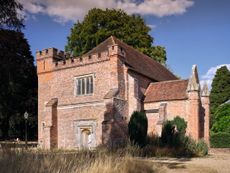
182, 137, 209, 157
128, 111, 148, 147
183, 136, 197, 156
161, 116, 187, 147
211, 104, 230, 133
160, 120, 175, 147
172, 116, 187, 135
160, 116, 208, 156
210, 132, 230, 148
146, 134, 160, 146
196, 139, 209, 156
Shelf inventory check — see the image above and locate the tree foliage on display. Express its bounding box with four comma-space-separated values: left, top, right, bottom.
210, 66, 230, 126
0, 30, 37, 140
0, 0, 24, 31
128, 111, 148, 147
66, 8, 167, 64
210, 132, 230, 148
211, 104, 230, 133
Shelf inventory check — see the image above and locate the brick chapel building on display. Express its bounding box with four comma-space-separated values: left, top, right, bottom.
36, 36, 210, 149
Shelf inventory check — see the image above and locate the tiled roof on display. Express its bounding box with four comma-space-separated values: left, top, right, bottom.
85, 36, 177, 81
144, 80, 189, 103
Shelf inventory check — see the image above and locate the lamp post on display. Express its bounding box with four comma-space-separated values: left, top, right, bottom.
24, 111, 28, 149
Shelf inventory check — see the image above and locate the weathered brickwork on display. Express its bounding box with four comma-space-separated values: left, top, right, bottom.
37, 36, 210, 149
144, 65, 210, 144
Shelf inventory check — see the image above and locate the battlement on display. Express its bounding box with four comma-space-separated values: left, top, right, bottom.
36, 44, 126, 74
36, 48, 65, 60
54, 51, 109, 69
108, 44, 126, 57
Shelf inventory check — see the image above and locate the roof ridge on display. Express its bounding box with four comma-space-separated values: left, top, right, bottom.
83, 35, 177, 81
84, 36, 115, 55
113, 37, 177, 79
150, 79, 189, 85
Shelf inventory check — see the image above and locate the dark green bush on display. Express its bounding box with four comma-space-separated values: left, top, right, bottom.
161, 116, 187, 147
172, 116, 187, 135
196, 139, 209, 156
160, 117, 208, 156
128, 111, 148, 147
210, 132, 230, 148
161, 121, 175, 146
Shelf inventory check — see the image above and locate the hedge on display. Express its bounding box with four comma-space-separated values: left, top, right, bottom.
210, 132, 230, 148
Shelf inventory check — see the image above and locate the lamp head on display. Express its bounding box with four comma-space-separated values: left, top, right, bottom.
24, 112, 29, 119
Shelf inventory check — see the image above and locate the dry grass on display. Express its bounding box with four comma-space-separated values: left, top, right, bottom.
0, 149, 162, 173
1, 147, 228, 173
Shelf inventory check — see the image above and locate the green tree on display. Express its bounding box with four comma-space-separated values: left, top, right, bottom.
211, 104, 230, 133
210, 66, 230, 126
0, 30, 37, 140
65, 8, 167, 64
128, 111, 148, 147
0, 0, 24, 31
0, 0, 37, 140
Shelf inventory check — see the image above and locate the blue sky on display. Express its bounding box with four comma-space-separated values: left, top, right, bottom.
20, 0, 230, 88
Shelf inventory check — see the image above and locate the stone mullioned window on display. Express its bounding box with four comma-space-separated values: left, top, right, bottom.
75, 75, 94, 96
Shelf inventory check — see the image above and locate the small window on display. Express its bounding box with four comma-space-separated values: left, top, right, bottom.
76, 75, 94, 95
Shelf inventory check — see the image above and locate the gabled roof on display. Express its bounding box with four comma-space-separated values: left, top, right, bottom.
85, 36, 177, 81
144, 80, 189, 103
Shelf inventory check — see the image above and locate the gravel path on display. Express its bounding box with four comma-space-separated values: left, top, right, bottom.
143, 149, 230, 173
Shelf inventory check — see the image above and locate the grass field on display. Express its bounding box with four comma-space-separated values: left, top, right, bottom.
0, 149, 160, 173
0, 148, 229, 173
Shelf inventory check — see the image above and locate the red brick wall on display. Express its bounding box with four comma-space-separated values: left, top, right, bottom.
37, 44, 134, 149
201, 96, 210, 144
187, 91, 200, 140
127, 71, 152, 119
144, 91, 208, 142
37, 47, 121, 148
145, 100, 188, 135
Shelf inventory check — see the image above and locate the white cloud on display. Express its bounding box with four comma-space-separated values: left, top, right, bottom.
18, 0, 194, 23
200, 64, 230, 90
117, 0, 194, 17
147, 24, 156, 30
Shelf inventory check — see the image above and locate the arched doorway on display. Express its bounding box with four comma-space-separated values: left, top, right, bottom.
75, 120, 96, 149
81, 129, 91, 149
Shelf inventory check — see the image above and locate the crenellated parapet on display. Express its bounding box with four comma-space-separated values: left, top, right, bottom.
54, 51, 109, 69
36, 43, 126, 74
108, 44, 126, 57
36, 48, 65, 60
